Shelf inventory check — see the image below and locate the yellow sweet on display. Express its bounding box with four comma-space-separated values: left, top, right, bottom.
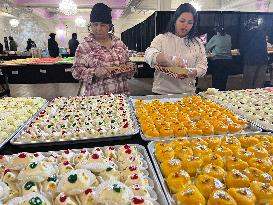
226, 169, 250, 188
202, 164, 227, 181
192, 144, 212, 157
180, 156, 203, 177
166, 170, 191, 193
239, 135, 260, 148
176, 184, 206, 205
228, 188, 256, 205
221, 136, 241, 153
225, 156, 249, 171
242, 167, 264, 182
195, 174, 225, 199
205, 136, 221, 148
202, 153, 224, 168
160, 158, 181, 177
207, 190, 237, 205
247, 146, 269, 159
214, 146, 233, 157
234, 149, 254, 162
248, 157, 272, 172
250, 181, 273, 203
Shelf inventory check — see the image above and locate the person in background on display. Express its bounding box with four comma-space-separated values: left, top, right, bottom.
145, 3, 207, 94
0, 43, 3, 54
26, 38, 37, 51
48, 33, 59, 58
266, 35, 272, 48
206, 26, 232, 91
9, 36, 18, 51
4, 37, 9, 51
240, 17, 267, 89
68, 33, 79, 56
71, 3, 136, 96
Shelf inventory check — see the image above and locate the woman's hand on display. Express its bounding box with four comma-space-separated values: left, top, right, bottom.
187, 68, 197, 78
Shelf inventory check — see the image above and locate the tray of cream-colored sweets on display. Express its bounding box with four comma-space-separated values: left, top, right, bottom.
0, 97, 47, 149
148, 133, 273, 205
10, 94, 139, 146
130, 95, 261, 141
0, 144, 168, 205
200, 88, 273, 131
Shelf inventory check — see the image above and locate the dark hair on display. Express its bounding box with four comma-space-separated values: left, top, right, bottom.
215, 26, 226, 36
165, 3, 198, 45
9, 36, 13, 41
72, 33, 77, 38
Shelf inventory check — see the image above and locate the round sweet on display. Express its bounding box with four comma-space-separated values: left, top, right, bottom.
205, 137, 221, 148
250, 181, 273, 203
242, 167, 264, 182
55, 193, 77, 205
180, 156, 203, 177
248, 157, 272, 172
207, 190, 237, 205
234, 149, 254, 162
160, 159, 181, 177
225, 169, 250, 188
195, 174, 225, 199
225, 156, 249, 171
166, 170, 191, 193
227, 188, 256, 205
176, 185, 206, 205
202, 153, 224, 168
239, 135, 260, 148
213, 146, 233, 157
201, 164, 227, 181
247, 146, 269, 158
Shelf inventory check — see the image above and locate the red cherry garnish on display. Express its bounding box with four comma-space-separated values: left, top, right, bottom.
132, 197, 144, 204
64, 150, 70, 154
129, 165, 137, 171
80, 150, 86, 154
4, 169, 10, 175
125, 149, 132, 154
60, 195, 67, 202
131, 173, 139, 180
92, 154, 99, 159
0, 155, 4, 159
123, 122, 129, 128
95, 148, 101, 151
109, 146, 115, 150
18, 153, 27, 158
34, 153, 39, 157
124, 144, 130, 149
63, 161, 69, 165
85, 188, 92, 195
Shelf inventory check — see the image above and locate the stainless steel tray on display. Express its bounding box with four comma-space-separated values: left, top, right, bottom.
10, 96, 139, 146
199, 92, 273, 132
148, 133, 273, 205
3, 144, 168, 205
0, 100, 48, 149
131, 95, 262, 141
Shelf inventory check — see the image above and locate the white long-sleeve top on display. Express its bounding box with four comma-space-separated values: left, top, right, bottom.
145, 32, 208, 94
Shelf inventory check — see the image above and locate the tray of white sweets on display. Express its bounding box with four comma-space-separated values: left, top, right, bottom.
0, 97, 47, 149
10, 94, 139, 146
0, 144, 168, 205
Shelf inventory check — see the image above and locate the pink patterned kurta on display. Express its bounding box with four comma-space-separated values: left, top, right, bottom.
71, 34, 135, 96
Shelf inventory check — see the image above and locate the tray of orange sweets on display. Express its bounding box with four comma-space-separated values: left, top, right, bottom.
148, 133, 273, 205
131, 95, 261, 141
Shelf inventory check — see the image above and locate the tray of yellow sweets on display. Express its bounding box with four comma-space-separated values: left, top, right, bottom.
148, 133, 273, 205
131, 95, 261, 141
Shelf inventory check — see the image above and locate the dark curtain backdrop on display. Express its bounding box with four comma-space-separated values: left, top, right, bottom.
121, 11, 273, 52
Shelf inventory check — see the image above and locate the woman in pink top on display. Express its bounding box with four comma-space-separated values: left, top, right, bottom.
72, 3, 136, 96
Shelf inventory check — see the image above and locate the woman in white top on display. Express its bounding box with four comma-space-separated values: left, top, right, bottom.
145, 3, 207, 94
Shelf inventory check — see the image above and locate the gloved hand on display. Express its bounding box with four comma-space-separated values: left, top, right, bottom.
187, 68, 197, 78
168, 56, 188, 68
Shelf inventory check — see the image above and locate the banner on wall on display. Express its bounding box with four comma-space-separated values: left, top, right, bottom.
256, 0, 270, 12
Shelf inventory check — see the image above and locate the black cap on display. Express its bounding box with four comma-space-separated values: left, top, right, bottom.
90, 3, 112, 24
49, 33, 56, 38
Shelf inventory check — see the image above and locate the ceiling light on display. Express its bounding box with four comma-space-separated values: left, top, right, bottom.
59, 0, 78, 16
9, 19, 19, 27
190, 0, 202, 11
75, 16, 86, 27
